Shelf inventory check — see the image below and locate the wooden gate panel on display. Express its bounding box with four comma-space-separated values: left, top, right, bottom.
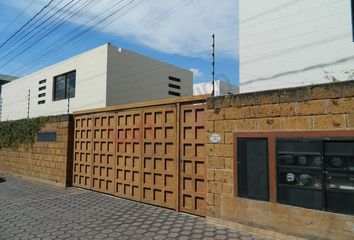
180, 104, 207, 216
115, 110, 142, 201
91, 114, 116, 194
73, 115, 93, 189
142, 106, 178, 209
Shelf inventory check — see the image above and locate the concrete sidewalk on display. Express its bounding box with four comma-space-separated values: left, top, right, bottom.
0, 176, 274, 240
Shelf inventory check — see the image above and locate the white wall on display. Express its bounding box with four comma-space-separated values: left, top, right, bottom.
1, 45, 108, 121
106, 44, 193, 106
239, 0, 354, 92
193, 80, 239, 96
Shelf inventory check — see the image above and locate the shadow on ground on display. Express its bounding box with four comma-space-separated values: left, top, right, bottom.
0, 177, 6, 183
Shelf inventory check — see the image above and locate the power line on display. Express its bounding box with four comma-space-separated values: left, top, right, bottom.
0, 0, 108, 70
0, 0, 78, 59
7, 0, 143, 74
0, 0, 57, 51
0, 0, 36, 33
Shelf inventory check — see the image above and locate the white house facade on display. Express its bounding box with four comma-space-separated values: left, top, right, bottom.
1, 44, 192, 121
239, 0, 354, 92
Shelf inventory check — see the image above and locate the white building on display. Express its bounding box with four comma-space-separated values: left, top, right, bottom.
239, 0, 354, 92
193, 80, 239, 96
1, 43, 192, 121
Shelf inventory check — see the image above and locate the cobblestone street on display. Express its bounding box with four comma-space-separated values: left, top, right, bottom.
0, 176, 274, 240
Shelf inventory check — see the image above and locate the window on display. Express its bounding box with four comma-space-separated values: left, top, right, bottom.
324, 141, 354, 214
39, 86, 46, 91
53, 70, 76, 101
168, 76, 181, 82
168, 83, 180, 89
276, 139, 323, 210
276, 138, 354, 214
237, 138, 269, 201
38, 100, 45, 105
168, 76, 181, 96
39, 79, 46, 85
38, 93, 46, 98
168, 91, 180, 97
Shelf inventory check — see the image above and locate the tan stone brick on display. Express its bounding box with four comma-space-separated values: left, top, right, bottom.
233, 93, 258, 107
298, 100, 327, 116
207, 193, 215, 206
214, 120, 234, 133
257, 118, 282, 131
207, 109, 225, 120
342, 82, 354, 97
225, 158, 233, 170
268, 104, 281, 117
208, 181, 223, 193
328, 98, 354, 114
280, 103, 297, 117
348, 114, 354, 128
313, 115, 346, 129
214, 144, 233, 158
215, 170, 233, 183
206, 144, 216, 156
234, 119, 256, 131
245, 106, 269, 118
207, 170, 215, 181
280, 87, 309, 103
257, 91, 280, 105
206, 121, 214, 133
207, 156, 224, 169
224, 133, 234, 144
224, 107, 245, 120
214, 194, 221, 207
223, 183, 234, 195
309, 84, 342, 100
283, 116, 311, 130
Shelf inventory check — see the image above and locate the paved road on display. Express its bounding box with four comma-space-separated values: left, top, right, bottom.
0, 176, 274, 240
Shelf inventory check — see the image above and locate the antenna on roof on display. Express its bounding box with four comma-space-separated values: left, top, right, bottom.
27, 90, 30, 118
212, 34, 215, 97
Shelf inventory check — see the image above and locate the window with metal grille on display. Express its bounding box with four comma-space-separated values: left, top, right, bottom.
53, 70, 76, 101
38, 93, 45, 98
276, 138, 354, 215
237, 138, 269, 201
39, 86, 46, 91
38, 100, 45, 105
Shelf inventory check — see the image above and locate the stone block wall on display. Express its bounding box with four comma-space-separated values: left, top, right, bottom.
206, 80, 354, 240
0, 115, 74, 187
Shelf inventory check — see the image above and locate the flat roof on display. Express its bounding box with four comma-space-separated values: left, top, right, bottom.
0, 74, 18, 82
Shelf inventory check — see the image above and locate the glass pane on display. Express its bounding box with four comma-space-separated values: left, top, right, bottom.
278, 154, 322, 168
237, 138, 269, 201
325, 141, 354, 171
277, 186, 323, 210
326, 175, 354, 191
54, 75, 66, 101
277, 140, 322, 154
278, 170, 322, 189
67, 71, 76, 98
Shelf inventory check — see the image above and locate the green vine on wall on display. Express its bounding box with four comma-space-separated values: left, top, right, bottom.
0, 117, 49, 149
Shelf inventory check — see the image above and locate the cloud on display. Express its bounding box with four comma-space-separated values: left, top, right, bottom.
8, 0, 238, 60
190, 68, 203, 77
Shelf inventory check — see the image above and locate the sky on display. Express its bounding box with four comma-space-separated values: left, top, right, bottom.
0, 0, 238, 85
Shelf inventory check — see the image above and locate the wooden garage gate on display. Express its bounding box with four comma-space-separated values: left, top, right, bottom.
72, 96, 207, 216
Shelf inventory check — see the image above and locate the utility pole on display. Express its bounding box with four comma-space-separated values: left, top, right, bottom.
212, 34, 215, 97
67, 82, 70, 115
27, 90, 30, 118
